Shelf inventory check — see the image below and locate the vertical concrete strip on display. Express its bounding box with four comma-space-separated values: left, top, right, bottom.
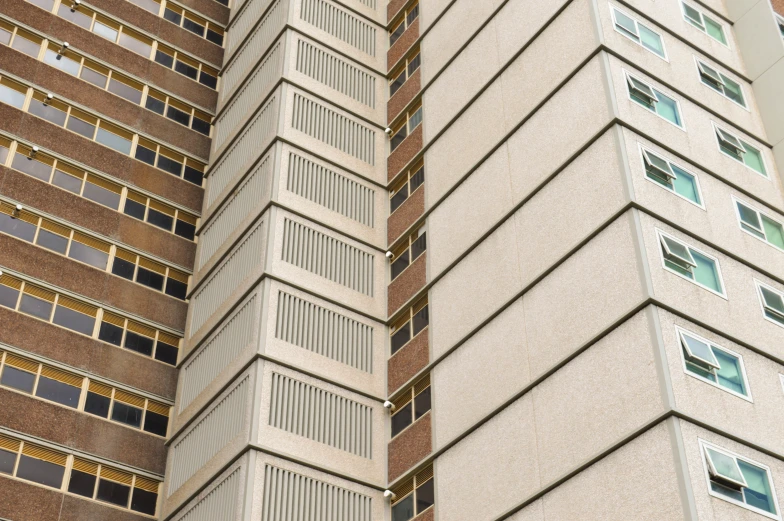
667, 417, 699, 521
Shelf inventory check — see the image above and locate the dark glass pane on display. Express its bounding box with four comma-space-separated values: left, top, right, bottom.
95, 128, 132, 155
68, 241, 109, 269
97, 479, 130, 507
52, 170, 82, 194
84, 391, 111, 418
68, 469, 97, 497
163, 8, 182, 24
390, 72, 406, 97
391, 324, 411, 355
1, 366, 35, 393
408, 54, 421, 76
390, 128, 407, 151
131, 488, 159, 515
165, 279, 187, 300
416, 479, 434, 513
136, 267, 165, 291
183, 18, 205, 37
183, 165, 203, 185
157, 155, 183, 177
154, 341, 178, 366
175, 219, 196, 240
406, 5, 419, 25
124, 331, 154, 356
411, 232, 426, 260
391, 402, 413, 438
166, 103, 190, 124
52, 305, 96, 335
389, 23, 405, 46
81, 67, 108, 88
174, 60, 198, 79
410, 167, 424, 191
29, 100, 67, 126
143, 410, 169, 436
412, 305, 428, 336
135, 145, 157, 166
57, 3, 93, 28
98, 321, 123, 347
199, 72, 217, 89
12, 153, 52, 182
82, 183, 121, 210
391, 250, 410, 280
65, 117, 96, 138
111, 401, 142, 428
145, 96, 165, 115
414, 387, 431, 419
17, 455, 64, 488
29, 0, 55, 10
111, 257, 136, 280
108, 79, 143, 104
147, 208, 174, 230
215, 0, 228, 6
0, 285, 19, 309
192, 116, 211, 136
391, 495, 414, 521
0, 213, 37, 242
124, 199, 146, 220
19, 294, 53, 320
35, 376, 80, 408
0, 449, 17, 475
206, 29, 223, 46
36, 229, 68, 254
154, 50, 174, 68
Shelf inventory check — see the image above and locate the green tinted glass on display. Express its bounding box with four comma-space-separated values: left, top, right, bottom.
714, 348, 746, 395
692, 251, 722, 293
705, 16, 727, 44
741, 143, 766, 176
639, 24, 665, 57
671, 165, 700, 204
654, 92, 682, 126
739, 461, 777, 514
762, 216, 784, 249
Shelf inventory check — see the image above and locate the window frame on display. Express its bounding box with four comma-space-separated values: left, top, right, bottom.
390, 161, 424, 213
680, 1, 730, 47
610, 5, 668, 61
755, 280, 784, 329
711, 122, 768, 178
390, 297, 429, 356
656, 229, 726, 298
389, 48, 421, 97
694, 57, 748, 110
637, 143, 704, 209
389, 1, 419, 46
732, 197, 784, 252
390, 465, 434, 521
624, 70, 685, 130
390, 374, 431, 439
390, 226, 426, 281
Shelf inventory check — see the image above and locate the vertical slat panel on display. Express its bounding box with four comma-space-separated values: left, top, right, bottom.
294, 39, 376, 108
174, 469, 242, 521
299, 0, 376, 57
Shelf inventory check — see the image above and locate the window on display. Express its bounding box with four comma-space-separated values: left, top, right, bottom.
390, 161, 424, 213
0, 77, 27, 109
43, 45, 81, 76
123, 190, 198, 240
391, 103, 423, 151
390, 49, 421, 97
0, 203, 38, 242
389, 2, 419, 46
701, 441, 779, 517
714, 124, 767, 177
626, 72, 683, 127
777, 14, 784, 39
681, 2, 727, 45
11, 30, 43, 58
0, 353, 83, 407
28, 94, 68, 126
734, 199, 784, 250
161, 2, 224, 46
658, 230, 724, 295
111, 249, 188, 300
108, 75, 143, 105
391, 465, 434, 521
756, 281, 784, 328
84, 382, 170, 436
0, 274, 21, 309
611, 6, 666, 59
391, 297, 429, 355
696, 60, 745, 107
391, 375, 430, 438
640, 146, 702, 206
67, 459, 160, 516
678, 328, 749, 398
391, 227, 426, 280
15, 444, 66, 489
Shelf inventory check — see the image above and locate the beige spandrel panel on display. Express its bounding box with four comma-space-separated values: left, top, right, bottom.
168, 455, 249, 521
624, 130, 784, 281
607, 55, 784, 210
657, 308, 784, 457
638, 213, 784, 362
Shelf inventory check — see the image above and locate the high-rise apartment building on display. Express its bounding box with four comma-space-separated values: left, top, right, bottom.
0, 0, 784, 519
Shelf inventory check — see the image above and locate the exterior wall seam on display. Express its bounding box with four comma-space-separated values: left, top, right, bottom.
667, 416, 700, 521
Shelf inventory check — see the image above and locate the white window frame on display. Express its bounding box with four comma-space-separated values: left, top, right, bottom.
638, 143, 705, 209
624, 70, 686, 130
656, 229, 726, 298
675, 326, 752, 401
610, 5, 669, 61
693, 56, 748, 110
732, 196, 784, 252
780, 374, 784, 393
680, 1, 730, 48
699, 439, 781, 520
711, 122, 769, 178
755, 279, 784, 329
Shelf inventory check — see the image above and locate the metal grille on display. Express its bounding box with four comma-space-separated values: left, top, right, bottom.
295, 39, 375, 107
299, 0, 376, 56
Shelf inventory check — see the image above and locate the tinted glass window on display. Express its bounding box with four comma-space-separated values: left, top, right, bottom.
391, 250, 410, 280
36, 229, 68, 254
391, 402, 412, 437
29, 100, 67, 126
131, 488, 158, 515
12, 36, 41, 57
98, 321, 123, 346
0, 145, 8, 164
84, 391, 111, 418
93, 21, 119, 41
80, 67, 108, 88
0, 449, 17, 475
414, 387, 431, 419
199, 72, 217, 89
111, 257, 136, 280
35, 376, 80, 408
1, 366, 35, 393
124, 331, 154, 356
111, 401, 142, 428
165, 279, 187, 300
95, 128, 132, 155
174, 60, 198, 79
136, 267, 164, 291
66, 116, 96, 138
154, 50, 174, 68
166, 105, 191, 126
108, 79, 143, 105
391, 128, 407, 151
192, 117, 211, 135
135, 144, 156, 166
175, 219, 196, 240
155, 341, 178, 365
52, 305, 96, 335
57, 4, 92, 29
390, 72, 406, 97
206, 29, 223, 46
52, 170, 83, 194
0, 84, 26, 108
118, 33, 151, 57
68, 241, 109, 269
183, 18, 205, 36
147, 208, 173, 230
412, 305, 428, 336
0, 213, 37, 242
391, 495, 414, 521
12, 153, 52, 182
416, 479, 434, 513
16, 455, 64, 488
19, 294, 53, 320
0, 28, 10, 46
0, 285, 20, 309
43, 50, 80, 76
82, 182, 121, 210
97, 479, 130, 507
183, 165, 203, 185
143, 410, 168, 436
163, 8, 182, 24
391, 325, 411, 355
157, 155, 182, 176
29, 0, 55, 10
145, 96, 165, 115
123, 199, 146, 220
68, 469, 97, 497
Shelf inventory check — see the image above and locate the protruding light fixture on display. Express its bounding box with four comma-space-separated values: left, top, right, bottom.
29, 146, 39, 159
71, 0, 81, 9
383, 400, 395, 412
385, 251, 394, 260
384, 127, 393, 136
383, 490, 397, 501
59, 42, 70, 55
43, 93, 53, 106
12, 204, 22, 218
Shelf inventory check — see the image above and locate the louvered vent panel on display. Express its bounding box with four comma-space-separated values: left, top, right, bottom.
276, 291, 373, 372
215, 43, 282, 150
291, 94, 375, 165
200, 157, 271, 269
262, 465, 373, 520
281, 219, 374, 296
295, 40, 375, 107
287, 153, 375, 227
355, 0, 375, 7
221, 0, 286, 102
268, 373, 372, 458
227, 0, 273, 57
190, 220, 265, 335
174, 469, 241, 521
299, 0, 376, 57
169, 377, 249, 495
206, 96, 277, 210
180, 297, 256, 411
